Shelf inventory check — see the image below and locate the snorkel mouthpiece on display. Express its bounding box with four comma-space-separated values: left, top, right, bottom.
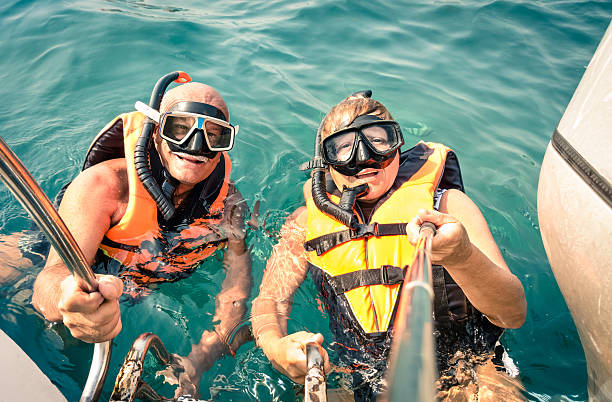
338, 184, 369, 211
134, 71, 192, 221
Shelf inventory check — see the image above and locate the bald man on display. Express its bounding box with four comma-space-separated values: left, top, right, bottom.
32, 77, 252, 389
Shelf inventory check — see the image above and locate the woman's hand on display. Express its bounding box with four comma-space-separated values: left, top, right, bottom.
262, 331, 330, 384
407, 209, 473, 268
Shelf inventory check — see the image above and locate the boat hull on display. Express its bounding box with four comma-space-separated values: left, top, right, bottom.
538, 22, 612, 401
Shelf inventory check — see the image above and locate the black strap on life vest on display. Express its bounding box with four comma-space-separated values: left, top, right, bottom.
326, 265, 407, 295
325, 264, 459, 318
304, 222, 407, 256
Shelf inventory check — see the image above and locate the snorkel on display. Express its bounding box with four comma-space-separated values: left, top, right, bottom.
134, 71, 191, 221
302, 90, 375, 230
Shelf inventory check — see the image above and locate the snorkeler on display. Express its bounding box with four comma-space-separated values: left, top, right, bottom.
251, 91, 527, 400
31, 72, 252, 395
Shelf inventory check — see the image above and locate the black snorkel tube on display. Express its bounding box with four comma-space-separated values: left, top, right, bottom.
134, 71, 191, 221
302, 90, 373, 230
310, 126, 367, 229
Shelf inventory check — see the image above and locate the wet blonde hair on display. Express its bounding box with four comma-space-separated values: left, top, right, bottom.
319, 93, 394, 141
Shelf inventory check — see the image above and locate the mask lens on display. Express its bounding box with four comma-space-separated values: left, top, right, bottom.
204, 120, 233, 149
321, 120, 403, 171
162, 115, 196, 142
324, 131, 357, 163
361, 123, 398, 154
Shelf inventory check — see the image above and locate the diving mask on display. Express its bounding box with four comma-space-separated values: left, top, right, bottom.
135, 100, 238, 156
321, 115, 404, 176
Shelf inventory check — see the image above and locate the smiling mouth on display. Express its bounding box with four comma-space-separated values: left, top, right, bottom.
173, 152, 208, 164
355, 170, 378, 179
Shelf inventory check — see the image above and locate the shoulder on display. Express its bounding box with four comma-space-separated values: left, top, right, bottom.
60, 158, 128, 221
438, 189, 474, 215
74, 159, 127, 194
438, 189, 492, 242
288, 206, 307, 227
272, 207, 307, 245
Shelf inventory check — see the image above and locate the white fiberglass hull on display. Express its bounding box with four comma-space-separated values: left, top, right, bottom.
538, 22, 612, 401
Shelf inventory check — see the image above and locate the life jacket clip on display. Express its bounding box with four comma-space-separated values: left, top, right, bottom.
353, 222, 379, 238
380, 264, 406, 286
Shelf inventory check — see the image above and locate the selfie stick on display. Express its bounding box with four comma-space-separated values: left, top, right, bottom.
386, 222, 437, 401
0, 135, 111, 402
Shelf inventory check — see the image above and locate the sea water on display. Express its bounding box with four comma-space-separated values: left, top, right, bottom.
1, 1, 610, 400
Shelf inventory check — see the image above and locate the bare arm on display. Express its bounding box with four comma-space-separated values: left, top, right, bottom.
214, 185, 253, 344
0, 233, 35, 284
171, 185, 253, 397
409, 189, 526, 328
182, 186, 253, 363
251, 206, 330, 383
31, 160, 126, 341
252, 207, 308, 340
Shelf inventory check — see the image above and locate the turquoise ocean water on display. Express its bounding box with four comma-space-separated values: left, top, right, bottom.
1, 1, 610, 400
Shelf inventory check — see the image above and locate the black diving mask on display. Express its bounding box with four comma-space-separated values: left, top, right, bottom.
321, 114, 404, 176
136, 100, 238, 157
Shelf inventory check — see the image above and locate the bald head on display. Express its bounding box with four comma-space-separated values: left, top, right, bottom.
160, 82, 230, 121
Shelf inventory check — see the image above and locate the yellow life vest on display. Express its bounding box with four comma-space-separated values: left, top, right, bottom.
87, 112, 231, 294
305, 142, 454, 336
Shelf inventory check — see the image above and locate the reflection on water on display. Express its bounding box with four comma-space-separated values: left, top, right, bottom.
209, 346, 296, 401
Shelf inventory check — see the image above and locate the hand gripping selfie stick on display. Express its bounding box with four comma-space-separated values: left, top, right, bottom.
386, 222, 437, 402
0, 135, 111, 402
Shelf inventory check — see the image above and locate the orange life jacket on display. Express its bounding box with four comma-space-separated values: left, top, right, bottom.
85, 112, 231, 295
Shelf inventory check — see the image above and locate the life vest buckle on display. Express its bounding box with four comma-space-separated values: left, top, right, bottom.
353, 223, 379, 238
380, 264, 405, 285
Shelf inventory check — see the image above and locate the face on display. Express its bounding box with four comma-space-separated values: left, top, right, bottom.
154, 131, 220, 189
329, 150, 400, 202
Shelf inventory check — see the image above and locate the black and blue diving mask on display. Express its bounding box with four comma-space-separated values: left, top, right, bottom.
136, 100, 238, 158
321, 114, 404, 176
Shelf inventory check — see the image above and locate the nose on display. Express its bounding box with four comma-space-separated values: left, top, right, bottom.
355, 140, 373, 163
185, 129, 205, 153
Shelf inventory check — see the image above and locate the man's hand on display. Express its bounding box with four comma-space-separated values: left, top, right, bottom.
264, 331, 330, 384
57, 274, 123, 343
